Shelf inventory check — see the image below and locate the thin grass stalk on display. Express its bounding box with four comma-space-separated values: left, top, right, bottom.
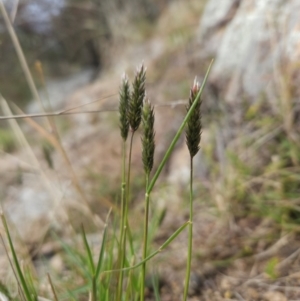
54, 131, 106, 223
183, 77, 202, 301
0, 97, 60, 207
13, 103, 110, 221
0, 93, 119, 121
140, 99, 155, 301
125, 131, 135, 228
146, 59, 213, 195
81, 225, 96, 275
117, 225, 128, 301
0, 1, 45, 114
183, 158, 194, 301
117, 140, 127, 300
34, 61, 54, 113
18, 287, 26, 301
0, 101, 207, 121
140, 175, 150, 301
117, 131, 135, 300
0, 233, 25, 301
123, 132, 137, 259
120, 140, 127, 238
47, 274, 59, 301
34, 61, 58, 135
1, 214, 33, 301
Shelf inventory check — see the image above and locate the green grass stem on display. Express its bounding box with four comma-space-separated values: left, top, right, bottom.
117, 130, 135, 301
117, 140, 127, 300
140, 174, 150, 301
126, 131, 135, 219
183, 158, 194, 301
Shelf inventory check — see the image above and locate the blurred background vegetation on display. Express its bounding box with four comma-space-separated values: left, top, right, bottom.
0, 0, 171, 106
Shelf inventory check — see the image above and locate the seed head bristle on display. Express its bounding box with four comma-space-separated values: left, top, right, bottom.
119, 74, 130, 141
128, 64, 146, 132
142, 98, 155, 174
186, 77, 202, 158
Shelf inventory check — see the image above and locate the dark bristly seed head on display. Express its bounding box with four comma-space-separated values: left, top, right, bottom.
142, 99, 155, 174
186, 77, 202, 158
119, 74, 130, 141
128, 64, 146, 132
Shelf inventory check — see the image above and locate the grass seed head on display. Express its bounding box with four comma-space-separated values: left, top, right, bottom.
128, 64, 146, 132
186, 77, 202, 158
119, 74, 130, 141
142, 98, 155, 174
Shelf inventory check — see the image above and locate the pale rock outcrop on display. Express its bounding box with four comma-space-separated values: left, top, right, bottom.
198, 0, 300, 106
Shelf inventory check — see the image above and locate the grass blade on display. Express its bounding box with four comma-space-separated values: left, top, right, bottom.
93, 210, 111, 301
95, 216, 109, 279
147, 59, 214, 194
80, 225, 96, 275
1, 213, 34, 301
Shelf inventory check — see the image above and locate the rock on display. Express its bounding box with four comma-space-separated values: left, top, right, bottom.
167, 128, 210, 185
3, 174, 53, 242
246, 287, 260, 300
0, 292, 9, 301
50, 253, 64, 274
28, 69, 94, 113
188, 272, 203, 296
198, 0, 300, 106
263, 291, 287, 301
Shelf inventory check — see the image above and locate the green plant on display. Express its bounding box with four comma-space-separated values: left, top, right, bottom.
140, 98, 155, 300
183, 78, 202, 301
0, 60, 212, 301
265, 257, 279, 280
0, 3, 214, 297
1, 213, 38, 301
